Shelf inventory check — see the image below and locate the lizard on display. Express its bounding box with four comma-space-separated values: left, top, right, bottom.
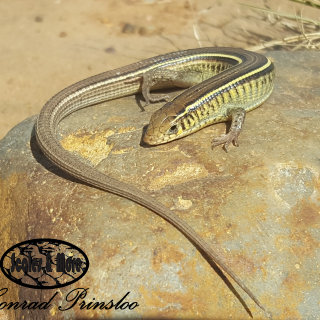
36, 47, 275, 312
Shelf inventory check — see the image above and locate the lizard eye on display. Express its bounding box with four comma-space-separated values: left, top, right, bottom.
168, 125, 178, 133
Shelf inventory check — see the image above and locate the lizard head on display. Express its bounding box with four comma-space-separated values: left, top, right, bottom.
143, 101, 197, 145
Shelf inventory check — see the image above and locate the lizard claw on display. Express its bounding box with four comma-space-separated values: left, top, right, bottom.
211, 130, 241, 152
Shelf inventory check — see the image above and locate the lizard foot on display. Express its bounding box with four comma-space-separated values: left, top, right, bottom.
211, 130, 240, 152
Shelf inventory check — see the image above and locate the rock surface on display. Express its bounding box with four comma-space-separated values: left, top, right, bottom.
0, 51, 320, 319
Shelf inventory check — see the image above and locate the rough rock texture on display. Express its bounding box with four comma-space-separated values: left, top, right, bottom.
0, 51, 319, 320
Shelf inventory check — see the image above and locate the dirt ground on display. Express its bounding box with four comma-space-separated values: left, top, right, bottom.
0, 0, 318, 140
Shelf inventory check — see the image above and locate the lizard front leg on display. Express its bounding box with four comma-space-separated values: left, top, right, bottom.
211, 107, 246, 152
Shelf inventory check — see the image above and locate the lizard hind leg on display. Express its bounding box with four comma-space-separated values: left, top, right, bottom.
142, 68, 203, 105
211, 107, 246, 152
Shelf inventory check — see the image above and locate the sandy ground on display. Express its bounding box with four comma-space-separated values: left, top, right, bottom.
0, 0, 318, 140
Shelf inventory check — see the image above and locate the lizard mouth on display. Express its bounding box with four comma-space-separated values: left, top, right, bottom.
143, 129, 166, 145
142, 133, 156, 145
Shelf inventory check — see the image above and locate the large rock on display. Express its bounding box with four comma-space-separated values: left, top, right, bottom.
0, 51, 319, 319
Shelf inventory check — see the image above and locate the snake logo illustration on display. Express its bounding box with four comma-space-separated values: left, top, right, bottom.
0, 239, 89, 289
